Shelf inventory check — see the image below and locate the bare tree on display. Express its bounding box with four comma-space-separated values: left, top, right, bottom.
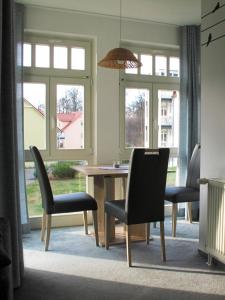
57, 88, 83, 113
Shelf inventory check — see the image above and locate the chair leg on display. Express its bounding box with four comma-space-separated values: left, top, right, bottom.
92, 210, 99, 247
83, 211, 88, 235
172, 203, 177, 237
41, 211, 46, 242
146, 223, 150, 244
126, 225, 132, 267
45, 214, 51, 251
105, 212, 110, 250
188, 202, 193, 223
160, 221, 166, 262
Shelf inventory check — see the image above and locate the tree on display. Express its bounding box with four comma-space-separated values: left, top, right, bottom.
57, 88, 83, 113
125, 92, 145, 147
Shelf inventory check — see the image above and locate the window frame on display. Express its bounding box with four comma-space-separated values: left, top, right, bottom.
119, 45, 180, 161
23, 35, 93, 163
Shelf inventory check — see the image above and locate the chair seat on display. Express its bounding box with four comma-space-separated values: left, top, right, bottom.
165, 186, 199, 203
53, 192, 97, 214
105, 200, 126, 223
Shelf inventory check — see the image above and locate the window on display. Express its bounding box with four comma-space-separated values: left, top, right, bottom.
120, 46, 180, 185
23, 35, 92, 219
23, 35, 92, 162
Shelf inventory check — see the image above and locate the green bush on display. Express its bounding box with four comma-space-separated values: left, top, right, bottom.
50, 161, 75, 179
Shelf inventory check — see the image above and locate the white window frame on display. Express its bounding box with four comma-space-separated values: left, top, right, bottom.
119, 45, 180, 161
23, 35, 93, 163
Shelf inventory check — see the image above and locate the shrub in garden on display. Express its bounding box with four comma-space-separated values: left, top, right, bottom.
50, 161, 75, 179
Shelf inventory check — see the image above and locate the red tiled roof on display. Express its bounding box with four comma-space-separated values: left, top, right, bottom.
57, 111, 83, 131
57, 111, 82, 123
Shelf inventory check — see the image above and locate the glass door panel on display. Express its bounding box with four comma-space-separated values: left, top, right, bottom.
157, 89, 179, 148
56, 84, 84, 150
125, 88, 150, 148
23, 82, 47, 150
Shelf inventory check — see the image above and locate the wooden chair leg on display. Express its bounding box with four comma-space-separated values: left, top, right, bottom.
146, 223, 150, 244
172, 203, 177, 237
105, 212, 110, 250
92, 210, 99, 247
41, 211, 46, 242
160, 221, 166, 262
126, 225, 131, 267
83, 211, 88, 235
45, 214, 51, 251
188, 202, 192, 223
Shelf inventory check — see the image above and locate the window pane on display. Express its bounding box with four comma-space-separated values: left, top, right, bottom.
125, 88, 149, 148
71, 48, 85, 70
169, 57, 180, 77
23, 83, 46, 150
35, 44, 50, 68
25, 160, 86, 216
140, 54, 152, 75
23, 43, 32, 67
155, 56, 167, 76
56, 84, 84, 149
125, 53, 138, 74
54, 46, 68, 69
158, 90, 179, 148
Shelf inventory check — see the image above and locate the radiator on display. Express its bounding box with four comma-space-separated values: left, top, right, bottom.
205, 179, 225, 264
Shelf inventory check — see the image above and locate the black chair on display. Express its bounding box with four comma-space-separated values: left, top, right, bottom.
30, 146, 99, 250
165, 144, 200, 237
105, 148, 169, 267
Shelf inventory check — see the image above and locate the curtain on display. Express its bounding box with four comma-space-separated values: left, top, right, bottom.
0, 0, 24, 289
179, 25, 201, 185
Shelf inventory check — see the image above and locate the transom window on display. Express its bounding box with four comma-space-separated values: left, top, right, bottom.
124, 47, 179, 78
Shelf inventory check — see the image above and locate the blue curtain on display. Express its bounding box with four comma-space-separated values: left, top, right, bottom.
0, 0, 24, 290
179, 25, 201, 185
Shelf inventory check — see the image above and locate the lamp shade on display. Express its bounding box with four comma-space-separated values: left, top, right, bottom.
98, 47, 142, 69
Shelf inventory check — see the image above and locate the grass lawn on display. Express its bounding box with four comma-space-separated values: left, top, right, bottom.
26, 175, 86, 216
26, 170, 176, 217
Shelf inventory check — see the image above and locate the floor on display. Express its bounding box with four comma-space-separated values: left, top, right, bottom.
15, 218, 225, 300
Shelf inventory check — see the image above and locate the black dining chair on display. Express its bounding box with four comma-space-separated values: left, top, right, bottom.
30, 146, 99, 250
104, 148, 169, 267
165, 144, 200, 237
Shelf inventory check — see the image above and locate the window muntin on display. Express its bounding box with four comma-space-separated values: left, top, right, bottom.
23, 82, 47, 150
35, 44, 50, 68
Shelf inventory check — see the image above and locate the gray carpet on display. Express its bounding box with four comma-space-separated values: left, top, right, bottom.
15, 218, 225, 300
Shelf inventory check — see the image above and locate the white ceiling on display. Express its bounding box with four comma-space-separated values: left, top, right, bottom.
17, 0, 201, 26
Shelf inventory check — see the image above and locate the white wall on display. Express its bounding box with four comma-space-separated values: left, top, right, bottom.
200, 0, 225, 251
24, 5, 179, 164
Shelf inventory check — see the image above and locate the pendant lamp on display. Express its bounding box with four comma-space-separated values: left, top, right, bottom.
98, 0, 142, 69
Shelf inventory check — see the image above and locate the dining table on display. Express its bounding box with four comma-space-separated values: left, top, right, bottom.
72, 164, 147, 246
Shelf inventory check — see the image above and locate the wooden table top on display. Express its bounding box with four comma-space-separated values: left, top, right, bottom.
72, 165, 129, 177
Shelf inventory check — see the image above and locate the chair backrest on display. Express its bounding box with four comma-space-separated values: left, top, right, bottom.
125, 148, 169, 225
29, 146, 54, 213
186, 144, 200, 189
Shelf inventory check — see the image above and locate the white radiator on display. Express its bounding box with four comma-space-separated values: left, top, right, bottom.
205, 179, 225, 264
